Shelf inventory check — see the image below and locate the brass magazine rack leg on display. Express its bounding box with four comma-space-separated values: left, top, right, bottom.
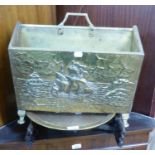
17, 110, 26, 124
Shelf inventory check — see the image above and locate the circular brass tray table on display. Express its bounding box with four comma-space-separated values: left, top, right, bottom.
27, 111, 115, 131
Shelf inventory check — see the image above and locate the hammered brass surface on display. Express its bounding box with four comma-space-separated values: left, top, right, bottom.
8, 23, 144, 113
27, 112, 115, 130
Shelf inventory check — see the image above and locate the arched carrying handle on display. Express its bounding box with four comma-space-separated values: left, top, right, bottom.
57, 12, 94, 35
59, 12, 94, 28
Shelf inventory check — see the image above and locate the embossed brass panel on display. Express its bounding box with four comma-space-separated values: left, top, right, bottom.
8, 14, 144, 114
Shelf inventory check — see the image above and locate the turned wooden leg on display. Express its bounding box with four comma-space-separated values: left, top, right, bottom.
113, 113, 126, 147
25, 121, 34, 146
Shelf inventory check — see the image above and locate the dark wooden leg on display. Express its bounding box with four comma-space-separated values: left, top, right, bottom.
25, 121, 34, 147
113, 113, 126, 147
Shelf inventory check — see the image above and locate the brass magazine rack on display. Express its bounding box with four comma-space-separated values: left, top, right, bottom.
8, 12, 144, 146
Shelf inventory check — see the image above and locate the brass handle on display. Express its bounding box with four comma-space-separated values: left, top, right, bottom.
58, 12, 94, 29
58, 12, 94, 34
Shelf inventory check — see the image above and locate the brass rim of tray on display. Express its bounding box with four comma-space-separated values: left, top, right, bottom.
26, 111, 115, 131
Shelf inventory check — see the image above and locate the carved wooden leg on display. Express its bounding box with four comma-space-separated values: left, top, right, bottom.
17, 110, 26, 124
113, 113, 126, 147
25, 121, 34, 147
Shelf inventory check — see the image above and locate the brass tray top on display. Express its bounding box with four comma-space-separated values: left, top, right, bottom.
27, 112, 115, 130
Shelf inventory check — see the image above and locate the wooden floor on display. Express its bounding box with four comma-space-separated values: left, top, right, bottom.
0, 112, 155, 150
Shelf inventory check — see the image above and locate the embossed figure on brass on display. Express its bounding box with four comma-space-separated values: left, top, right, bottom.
8, 13, 144, 118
